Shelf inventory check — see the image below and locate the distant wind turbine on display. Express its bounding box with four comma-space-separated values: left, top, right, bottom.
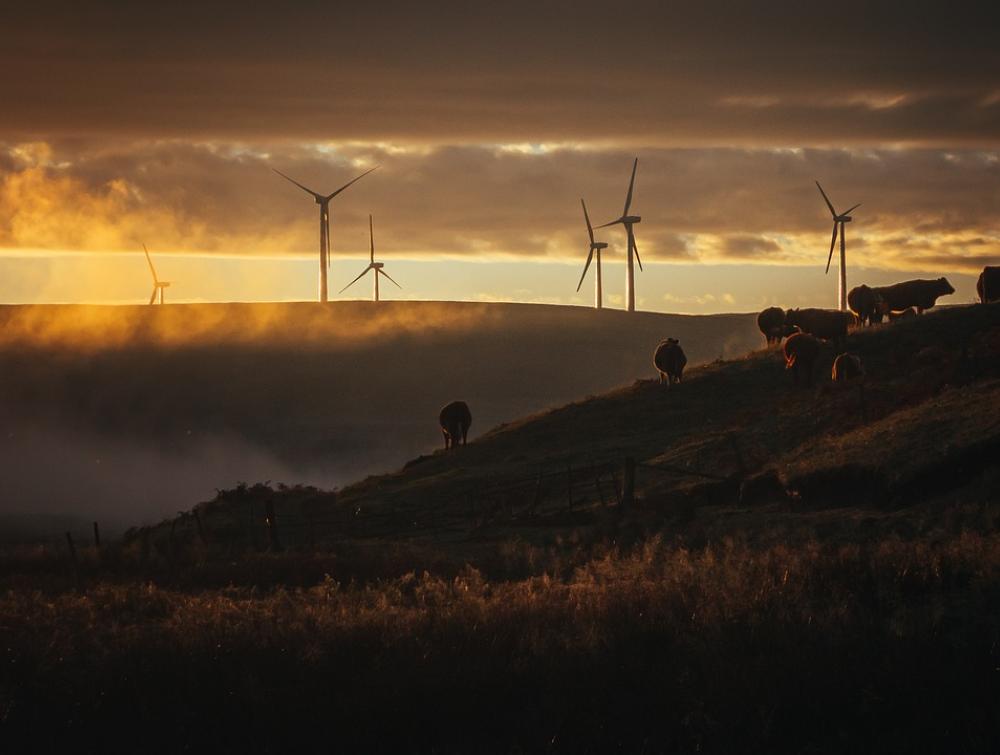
597, 158, 643, 312
339, 215, 401, 302
273, 165, 378, 302
816, 181, 861, 311
143, 244, 171, 305
576, 198, 608, 309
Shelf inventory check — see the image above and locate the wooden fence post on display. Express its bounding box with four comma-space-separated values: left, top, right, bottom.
92, 521, 101, 550
591, 463, 607, 507
566, 465, 574, 510
65, 531, 80, 590
264, 500, 282, 552
621, 457, 636, 512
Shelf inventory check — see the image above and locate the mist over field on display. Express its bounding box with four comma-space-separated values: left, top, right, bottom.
0, 301, 759, 529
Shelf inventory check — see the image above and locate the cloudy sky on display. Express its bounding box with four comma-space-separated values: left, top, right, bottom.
2, 1, 997, 311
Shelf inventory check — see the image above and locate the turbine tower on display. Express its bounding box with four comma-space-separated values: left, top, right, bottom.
816, 181, 861, 311
143, 244, 171, 305
597, 158, 643, 312
576, 198, 608, 309
273, 165, 378, 302
339, 215, 402, 302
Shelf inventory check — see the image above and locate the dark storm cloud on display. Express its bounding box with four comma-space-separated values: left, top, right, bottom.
2, 1, 998, 145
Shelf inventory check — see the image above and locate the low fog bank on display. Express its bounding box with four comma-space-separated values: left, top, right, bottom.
0, 302, 760, 534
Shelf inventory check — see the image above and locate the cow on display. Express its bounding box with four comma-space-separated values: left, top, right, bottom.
831, 353, 864, 382
888, 307, 917, 321
783, 333, 822, 387
978, 266, 1000, 304
757, 307, 786, 345
653, 338, 687, 386
871, 277, 955, 314
783, 308, 855, 343
438, 400, 472, 450
847, 284, 885, 326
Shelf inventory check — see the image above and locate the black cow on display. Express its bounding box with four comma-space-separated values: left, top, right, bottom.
439, 401, 472, 450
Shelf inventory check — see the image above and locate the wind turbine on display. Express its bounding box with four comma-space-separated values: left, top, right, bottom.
597, 158, 643, 312
273, 165, 378, 302
816, 181, 861, 311
576, 198, 608, 309
143, 244, 170, 305
339, 215, 401, 302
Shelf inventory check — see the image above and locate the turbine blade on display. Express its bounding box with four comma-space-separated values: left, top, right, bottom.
581, 199, 596, 245
576, 248, 595, 292
825, 222, 838, 274
815, 181, 837, 218
378, 268, 402, 289
631, 229, 643, 271
148, 288, 158, 305
623, 158, 638, 215
339, 267, 372, 294
272, 168, 323, 200
595, 218, 624, 229
369, 214, 375, 263
326, 165, 379, 200
842, 203, 861, 216
142, 244, 158, 283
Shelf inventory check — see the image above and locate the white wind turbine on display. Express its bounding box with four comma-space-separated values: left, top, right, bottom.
816, 181, 861, 311
143, 244, 171, 305
273, 165, 378, 302
339, 215, 401, 302
597, 158, 643, 312
576, 198, 608, 309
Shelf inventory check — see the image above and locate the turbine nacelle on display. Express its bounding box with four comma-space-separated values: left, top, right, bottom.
591, 242, 608, 251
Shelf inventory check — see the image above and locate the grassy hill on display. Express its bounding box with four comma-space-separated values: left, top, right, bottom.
130, 301, 1000, 573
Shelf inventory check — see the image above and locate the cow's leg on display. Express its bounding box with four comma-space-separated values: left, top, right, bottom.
442, 430, 450, 450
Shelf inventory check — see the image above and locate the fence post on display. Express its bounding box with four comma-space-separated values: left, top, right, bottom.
621, 457, 636, 512
65, 531, 80, 590
566, 465, 574, 510
92, 521, 101, 550
264, 500, 282, 552
591, 463, 607, 507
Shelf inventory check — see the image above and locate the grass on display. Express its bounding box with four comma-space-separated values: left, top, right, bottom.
2, 532, 999, 754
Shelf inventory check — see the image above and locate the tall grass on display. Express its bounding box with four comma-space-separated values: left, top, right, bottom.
3, 532, 998, 753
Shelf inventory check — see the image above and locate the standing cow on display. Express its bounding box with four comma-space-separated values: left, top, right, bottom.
784, 308, 855, 344
871, 277, 954, 314
847, 285, 885, 326
757, 307, 786, 345
653, 338, 687, 386
831, 353, 864, 382
783, 333, 822, 387
978, 267, 1000, 304
439, 401, 472, 450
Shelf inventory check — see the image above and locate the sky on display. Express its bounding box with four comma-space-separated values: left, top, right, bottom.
2, 1, 998, 313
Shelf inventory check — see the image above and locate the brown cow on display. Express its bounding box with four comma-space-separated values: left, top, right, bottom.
783, 333, 822, 387
831, 353, 864, 382
847, 284, 885, 326
439, 400, 472, 450
757, 307, 786, 345
871, 277, 954, 314
784, 308, 855, 343
653, 338, 687, 386
978, 266, 1000, 303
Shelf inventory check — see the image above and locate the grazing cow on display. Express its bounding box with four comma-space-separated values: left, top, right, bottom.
831, 353, 864, 382
439, 401, 472, 450
978, 266, 1000, 303
757, 307, 786, 345
888, 307, 917, 321
847, 284, 885, 326
653, 338, 687, 385
871, 277, 955, 314
784, 308, 855, 343
784, 333, 822, 386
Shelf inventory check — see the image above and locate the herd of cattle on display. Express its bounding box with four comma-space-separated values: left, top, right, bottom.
439, 269, 1000, 447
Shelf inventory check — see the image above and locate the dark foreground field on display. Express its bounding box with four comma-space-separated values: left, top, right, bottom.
1, 303, 999, 753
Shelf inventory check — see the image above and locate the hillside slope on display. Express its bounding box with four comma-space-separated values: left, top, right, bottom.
148, 302, 1000, 564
